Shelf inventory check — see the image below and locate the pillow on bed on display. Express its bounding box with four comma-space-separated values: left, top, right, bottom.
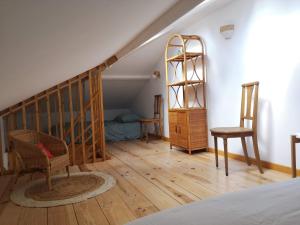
115, 113, 141, 123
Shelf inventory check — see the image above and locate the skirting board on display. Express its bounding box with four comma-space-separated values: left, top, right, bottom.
162, 136, 296, 176
207, 148, 298, 176
162, 136, 170, 142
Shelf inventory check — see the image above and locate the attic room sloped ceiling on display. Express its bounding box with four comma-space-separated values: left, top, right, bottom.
102, 0, 234, 110
0, 0, 180, 110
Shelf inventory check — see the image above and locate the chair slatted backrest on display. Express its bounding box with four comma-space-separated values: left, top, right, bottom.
240, 81, 259, 131
154, 95, 162, 119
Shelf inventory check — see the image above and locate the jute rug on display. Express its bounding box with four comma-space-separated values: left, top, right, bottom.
10, 171, 116, 207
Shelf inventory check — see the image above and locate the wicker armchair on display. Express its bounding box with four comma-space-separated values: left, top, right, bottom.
9, 130, 70, 190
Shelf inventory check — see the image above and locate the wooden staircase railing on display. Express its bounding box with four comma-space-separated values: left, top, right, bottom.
0, 66, 107, 171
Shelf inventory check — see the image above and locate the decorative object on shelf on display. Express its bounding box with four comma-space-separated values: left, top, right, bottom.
220, 24, 234, 39
152, 70, 161, 79
210, 81, 263, 176
165, 34, 208, 154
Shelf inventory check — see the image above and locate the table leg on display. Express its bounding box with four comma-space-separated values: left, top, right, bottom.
223, 138, 228, 176
291, 135, 297, 178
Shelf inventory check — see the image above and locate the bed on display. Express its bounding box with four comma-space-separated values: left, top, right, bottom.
126, 178, 300, 225
105, 120, 140, 142
105, 113, 141, 142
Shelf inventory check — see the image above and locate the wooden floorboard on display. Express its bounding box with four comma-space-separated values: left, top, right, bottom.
48, 205, 78, 225
0, 140, 291, 225
73, 198, 109, 225
89, 163, 159, 218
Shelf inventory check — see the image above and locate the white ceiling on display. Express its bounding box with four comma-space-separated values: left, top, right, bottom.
105, 0, 235, 76
0, 0, 178, 110
105, 34, 168, 76
103, 0, 235, 109
0, 0, 235, 111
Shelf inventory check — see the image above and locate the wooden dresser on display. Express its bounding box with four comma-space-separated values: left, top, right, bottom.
165, 34, 208, 154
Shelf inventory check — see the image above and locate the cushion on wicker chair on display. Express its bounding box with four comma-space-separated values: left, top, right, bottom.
36, 142, 53, 159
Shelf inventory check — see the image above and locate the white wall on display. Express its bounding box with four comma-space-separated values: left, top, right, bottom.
132, 0, 300, 167
104, 108, 131, 121
131, 58, 169, 135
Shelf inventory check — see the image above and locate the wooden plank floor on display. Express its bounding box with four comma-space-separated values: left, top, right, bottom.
0, 140, 290, 225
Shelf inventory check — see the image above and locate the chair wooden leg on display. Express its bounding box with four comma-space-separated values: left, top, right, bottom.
241, 137, 251, 166
252, 135, 264, 174
214, 136, 218, 168
291, 135, 297, 178
66, 166, 70, 178
46, 167, 52, 191
14, 153, 20, 184
223, 138, 228, 176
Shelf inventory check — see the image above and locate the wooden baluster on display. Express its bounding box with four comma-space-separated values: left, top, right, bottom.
95, 73, 101, 154
61, 89, 66, 138
35, 97, 40, 132
7, 114, 14, 170
57, 86, 64, 140
46, 92, 51, 135
98, 70, 106, 160
22, 102, 27, 129
93, 74, 99, 147
53, 92, 59, 136
88, 72, 96, 162
78, 78, 86, 164
68, 81, 76, 165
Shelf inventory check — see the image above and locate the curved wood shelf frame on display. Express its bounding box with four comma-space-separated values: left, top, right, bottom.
165, 34, 208, 154
165, 34, 207, 110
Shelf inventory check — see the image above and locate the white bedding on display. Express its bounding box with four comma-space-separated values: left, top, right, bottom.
126, 178, 300, 225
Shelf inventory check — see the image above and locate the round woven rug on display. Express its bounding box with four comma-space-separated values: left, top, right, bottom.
11, 171, 116, 207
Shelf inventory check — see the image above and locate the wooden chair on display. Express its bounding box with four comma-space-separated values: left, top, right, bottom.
140, 95, 163, 143
291, 134, 300, 178
210, 81, 263, 176
9, 130, 70, 190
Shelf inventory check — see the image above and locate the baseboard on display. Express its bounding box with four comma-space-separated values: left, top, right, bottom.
162, 136, 170, 142
161, 137, 295, 176
208, 148, 297, 176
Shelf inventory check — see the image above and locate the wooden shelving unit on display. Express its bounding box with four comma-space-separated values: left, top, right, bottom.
165, 34, 208, 154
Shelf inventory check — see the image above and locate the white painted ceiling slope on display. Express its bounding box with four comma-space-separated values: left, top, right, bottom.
103, 0, 234, 109
0, 0, 178, 110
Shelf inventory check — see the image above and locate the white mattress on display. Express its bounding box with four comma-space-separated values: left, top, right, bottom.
126, 178, 300, 225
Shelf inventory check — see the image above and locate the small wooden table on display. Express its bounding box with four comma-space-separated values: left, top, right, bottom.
291, 135, 300, 178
